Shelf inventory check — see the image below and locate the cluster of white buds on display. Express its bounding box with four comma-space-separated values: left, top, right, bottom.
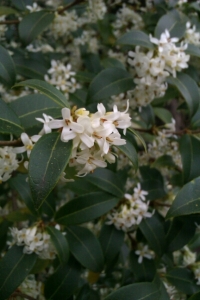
192, 262, 200, 285
18, 275, 44, 300
0, 16, 7, 40
135, 243, 155, 263
107, 183, 153, 231
112, 4, 144, 37
9, 226, 56, 259
87, 0, 107, 22
26, 2, 41, 12
74, 30, 99, 54
44, 60, 81, 100
184, 22, 200, 46
163, 280, 187, 299
0, 147, 19, 183
50, 11, 79, 41
128, 30, 190, 107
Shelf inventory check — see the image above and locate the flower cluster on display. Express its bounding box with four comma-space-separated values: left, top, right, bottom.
184, 22, 200, 45
87, 0, 107, 22
0, 16, 7, 40
135, 243, 155, 263
107, 183, 153, 231
128, 30, 190, 107
0, 147, 19, 183
74, 30, 99, 54
9, 226, 56, 259
18, 275, 44, 300
44, 60, 81, 100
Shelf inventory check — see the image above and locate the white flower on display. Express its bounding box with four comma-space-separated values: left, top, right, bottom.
12, 133, 40, 158
36, 113, 54, 134
135, 244, 154, 263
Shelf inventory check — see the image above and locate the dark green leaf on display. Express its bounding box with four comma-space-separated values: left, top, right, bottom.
0, 45, 16, 87
116, 139, 138, 169
101, 58, 126, 70
10, 94, 61, 130
87, 68, 135, 103
15, 58, 47, 80
99, 224, 124, 266
128, 128, 147, 152
153, 275, 170, 300
117, 30, 154, 49
11, 0, 33, 10
189, 291, 200, 300
140, 105, 155, 126
129, 252, 156, 282
19, 11, 54, 45
0, 245, 37, 300
167, 176, 200, 218
167, 73, 200, 116
0, 98, 23, 135
166, 268, 200, 295
74, 72, 94, 83
152, 155, 175, 169
29, 132, 72, 209
14, 79, 69, 108
77, 284, 100, 300
44, 257, 81, 300
105, 282, 160, 300
46, 226, 69, 264
153, 107, 173, 124
67, 225, 104, 272
0, 6, 17, 16
139, 212, 166, 257
66, 178, 99, 195
86, 169, 124, 198
186, 44, 200, 58
55, 192, 119, 225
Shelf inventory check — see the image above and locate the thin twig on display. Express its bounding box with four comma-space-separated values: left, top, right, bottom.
57, 0, 85, 14
10, 291, 36, 300
0, 139, 22, 147
154, 201, 171, 207
0, 19, 20, 25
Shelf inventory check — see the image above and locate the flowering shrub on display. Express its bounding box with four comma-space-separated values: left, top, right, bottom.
1, 0, 200, 299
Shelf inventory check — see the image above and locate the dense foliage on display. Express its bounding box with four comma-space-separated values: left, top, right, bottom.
1, 0, 200, 299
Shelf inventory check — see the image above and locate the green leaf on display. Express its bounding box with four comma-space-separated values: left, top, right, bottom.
67, 225, 104, 272
129, 252, 156, 282
139, 212, 166, 257
155, 10, 186, 38
186, 44, 200, 58
11, 0, 33, 10
117, 30, 154, 49
152, 154, 175, 169
66, 177, 99, 195
128, 128, 147, 152
0, 245, 37, 300
180, 135, 200, 183
189, 291, 200, 300
99, 224, 124, 266
14, 58, 47, 80
105, 282, 160, 300
101, 58, 126, 70
86, 169, 124, 198
166, 176, 200, 218
0, 98, 23, 135
10, 94, 61, 130
166, 268, 200, 295
116, 139, 138, 169
87, 68, 135, 103
153, 275, 170, 300
14, 79, 69, 108
29, 133, 72, 209
166, 217, 196, 252
77, 284, 100, 300
167, 73, 200, 116
0, 45, 16, 87
46, 226, 69, 264
0, 6, 17, 16
19, 11, 54, 45
44, 257, 81, 300
55, 192, 119, 225
153, 107, 173, 124
74, 72, 94, 83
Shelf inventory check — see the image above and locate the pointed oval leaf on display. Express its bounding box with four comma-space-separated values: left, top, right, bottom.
46, 226, 69, 264
186, 44, 200, 58
14, 79, 69, 108
29, 132, 72, 209
44, 258, 81, 300
0, 45, 16, 87
0, 6, 17, 16
167, 73, 200, 116
105, 282, 160, 300
189, 291, 200, 300
87, 68, 135, 103
129, 252, 156, 282
167, 177, 200, 218
10, 94, 61, 130
0, 245, 37, 300
19, 11, 54, 45
55, 192, 119, 225
0, 98, 23, 135
117, 30, 154, 49
67, 225, 104, 272
116, 139, 138, 169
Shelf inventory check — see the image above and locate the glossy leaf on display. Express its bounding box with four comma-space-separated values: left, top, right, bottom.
116, 139, 138, 169
86, 169, 124, 198
179, 135, 200, 183
186, 44, 200, 58
189, 292, 200, 300
10, 94, 61, 130
19, 11, 54, 45
117, 30, 154, 49
152, 155, 175, 169
29, 132, 72, 209
87, 67, 135, 103
139, 213, 166, 257
167, 73, 199, 116
14, 79, 69, 108
11, 0, 33, 10
99, 224, 124, 265
129, 252, 156, 282
0, 245, 37, 300
167, 176, 200, 218
105, 282, 160, 300
153, 107, 173, 124
166, 268, 200, 295
101, 58, 126, 70
15, 58, 47, 80
55, 192, 119, 225
0, 45, 16, 87
46, 226, 69, 264
0, 98, 23, 135
44, 257, 81, 300
128, 127, 147, 152
0, 6, 17, 16
77, 284, 100, 300
67, 225, 104, 272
